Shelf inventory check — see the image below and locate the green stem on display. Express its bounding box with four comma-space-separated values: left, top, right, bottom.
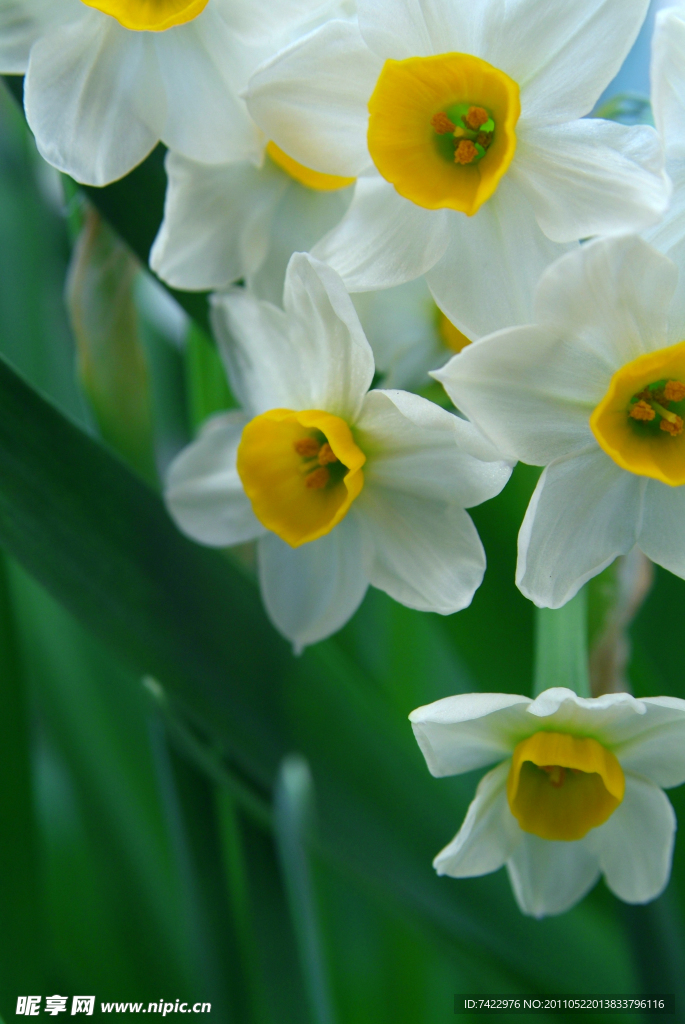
275, 755, 337, 1024
533, 588, 590, 697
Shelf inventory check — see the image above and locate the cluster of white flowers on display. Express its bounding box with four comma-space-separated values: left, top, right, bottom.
6, 0, 685, 917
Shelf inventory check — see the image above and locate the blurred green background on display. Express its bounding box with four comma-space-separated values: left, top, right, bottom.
0, 22, 684, 1021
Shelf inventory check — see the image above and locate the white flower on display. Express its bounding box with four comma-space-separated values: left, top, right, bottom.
149, 145, 354, 303
148, 0, 359, 300
0, 0, 338, 185
410, 686, 685, 917
244, 0, 669, 341
164, 253, 511, 650
435, 234, 685, 609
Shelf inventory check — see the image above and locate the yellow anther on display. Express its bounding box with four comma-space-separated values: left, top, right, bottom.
629, 399, 656, 422
464, 106, 490, 130
317, 442, 338, 466
661, 416, 684, 436
305, 467, 330, 490
431, 112, 456, 135
541, 765, 565, 788
664, 380, 685, 402
455, 140, 478, 165
294, 437, 321, 458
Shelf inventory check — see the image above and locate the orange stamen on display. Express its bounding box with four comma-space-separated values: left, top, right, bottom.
431, 111, 455, 134
664, 380, 685, 402
317, 442, 338, 465
660, 416, 684, 436
464, 106, 490, 130
454, 139, 478, 165
305, 467, 330, 489
629, 399, 656, 422
294, 437, 320, 458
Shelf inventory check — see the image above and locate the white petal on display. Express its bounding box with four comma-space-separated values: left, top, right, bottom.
526, 687, 653, 746
517, 448, 645, 608
150, 153, 288, 292
212, 255, 375, 420
25, 13, 165, 186
495, 0, 651, 126
409, 691, 532, 777
356, 487, 486, 614
433, 762, 523, 877
355, 389, 511, 507
644, 162, 685, 346
245, 19, 381, 176
156, 10, 262, 165
282, 252, 375, 419
434, 326, 600, 466
426, 177, 573, 342
164, 412, 265, 546
210, 287, 291, 417
257, 515, 368, 651
639, 478, 685, 582
588, 773, 676, 904
0, 0, 71, 72
353, 278, 446, 391
512, 120, 670, 242
533, 235, 676, 366
651, 7, 685, 164
313, 176, 451, 291
506, 834, 600, 918
216, 0, 336, 43
613, 697, 685, 788
358, 0, 473, 60
248, 178, 353, 305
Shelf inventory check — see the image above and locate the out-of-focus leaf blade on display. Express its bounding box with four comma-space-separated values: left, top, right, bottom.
0, 553, 46, 1011
0, 348, 289, 785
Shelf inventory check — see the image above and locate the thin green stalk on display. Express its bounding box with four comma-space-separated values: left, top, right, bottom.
143, 677, 273, 831
215, 790, 273, 1024
275, 755, 337, 1024
533, 588, 590, 697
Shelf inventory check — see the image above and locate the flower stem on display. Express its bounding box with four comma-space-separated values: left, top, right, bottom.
533, 588, 590, 697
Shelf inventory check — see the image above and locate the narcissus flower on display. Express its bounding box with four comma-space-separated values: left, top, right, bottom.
150, 144, 354, 303
411, 687, 685, 917
164, 253, 511, 649
0, 0, 337, 184
435, 234, 685, 609
245, 0, 668, 339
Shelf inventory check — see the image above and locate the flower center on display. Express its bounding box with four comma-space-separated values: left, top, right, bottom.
266, 142, 356, 192
590, 340, 685, 486
80, 0, 209, 31
431, 104, 495, 166
236, 409, 365, 547
367, 53, 520, 215
507, 731, 625, 842
435, 308, 471, 354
